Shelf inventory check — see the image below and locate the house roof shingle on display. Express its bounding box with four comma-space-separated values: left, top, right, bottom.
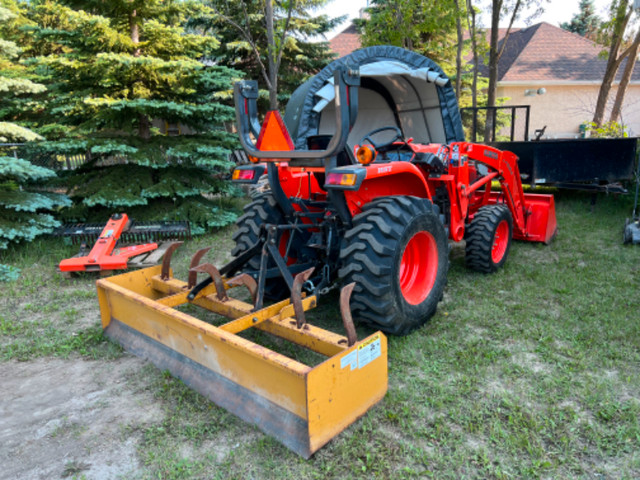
329, 24, 361, 59
328, 21, 640, 84
493, 22, 640, 83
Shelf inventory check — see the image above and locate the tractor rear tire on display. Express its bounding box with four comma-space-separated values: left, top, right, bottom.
231, 193, 289, 300
338, 196, 449, 336
465, 204, 513, 273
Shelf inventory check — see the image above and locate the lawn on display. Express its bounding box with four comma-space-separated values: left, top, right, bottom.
0, 190, 639, 479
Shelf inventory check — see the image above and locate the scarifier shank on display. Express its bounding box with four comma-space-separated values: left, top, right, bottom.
96, 264, 388, 458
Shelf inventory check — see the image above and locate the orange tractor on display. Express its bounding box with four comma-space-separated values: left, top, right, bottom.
96, 47, 556, 457
230, 46, 556, 335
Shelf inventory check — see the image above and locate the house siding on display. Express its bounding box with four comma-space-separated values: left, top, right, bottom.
499, 84, 640, 138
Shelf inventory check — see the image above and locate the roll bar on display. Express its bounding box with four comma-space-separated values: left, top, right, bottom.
234, 67, 360, 160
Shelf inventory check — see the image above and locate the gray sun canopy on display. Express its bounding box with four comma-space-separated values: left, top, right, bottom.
283, 46, 465, 150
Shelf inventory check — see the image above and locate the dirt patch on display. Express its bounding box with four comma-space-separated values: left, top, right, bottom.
511, 351, 552, 375
0, 356, 163, 480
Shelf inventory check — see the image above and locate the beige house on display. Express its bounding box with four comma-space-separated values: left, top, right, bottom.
329, 21, 640, 138
490, 22, 640, 139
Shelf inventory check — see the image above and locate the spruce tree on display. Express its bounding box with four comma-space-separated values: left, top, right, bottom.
20, 0, 242, 233
0, 2, 69, 280
561, 0, 601, 40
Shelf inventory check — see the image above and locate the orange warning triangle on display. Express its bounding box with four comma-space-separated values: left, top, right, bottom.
255, 110, 295, 152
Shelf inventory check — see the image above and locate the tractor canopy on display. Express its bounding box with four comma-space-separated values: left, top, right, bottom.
283, 45, 465, 150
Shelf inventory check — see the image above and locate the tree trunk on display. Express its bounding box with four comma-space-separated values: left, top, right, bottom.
138, 114, 151, 140
466, 0, 478, 110
592, 0, 631, 126
610, 29, 640, 123
593, 66, 617, 126
454, 0, 463, 100
264, 0, 278, 110
130, 8, 149, 139
484, 0, 524, 141
130, 9, 141, 57
484, 0, 502, 141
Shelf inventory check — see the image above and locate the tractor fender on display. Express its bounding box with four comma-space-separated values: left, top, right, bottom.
341, 162, 432, 216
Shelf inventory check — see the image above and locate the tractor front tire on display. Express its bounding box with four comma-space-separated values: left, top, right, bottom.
338, 196, 449, 336
465, 204, 513, 273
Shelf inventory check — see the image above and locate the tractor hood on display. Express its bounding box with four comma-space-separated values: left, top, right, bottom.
284, 46, 465, 149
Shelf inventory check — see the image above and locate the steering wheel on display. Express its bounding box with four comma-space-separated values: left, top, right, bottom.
358, 126, 404, 151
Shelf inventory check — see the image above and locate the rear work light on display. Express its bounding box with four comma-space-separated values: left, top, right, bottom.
232, 169, 256, 181
326, 172, 357, 186
356, 145, 377, 165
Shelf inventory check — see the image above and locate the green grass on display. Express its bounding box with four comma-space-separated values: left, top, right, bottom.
0, 318, 120, 361
1, 191, 639, 478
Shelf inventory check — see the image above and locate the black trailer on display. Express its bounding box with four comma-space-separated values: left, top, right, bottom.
461, 106, 637, 192
492, 138, 637, 192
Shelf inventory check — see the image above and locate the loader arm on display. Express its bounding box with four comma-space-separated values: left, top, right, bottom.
455, 142, 556, 243
460, 143, 527, 234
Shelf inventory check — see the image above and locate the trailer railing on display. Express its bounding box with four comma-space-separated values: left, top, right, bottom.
460, 105, 531, 142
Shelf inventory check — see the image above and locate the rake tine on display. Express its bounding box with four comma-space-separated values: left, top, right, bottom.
189, 263, 228, 302
227, 273, 258, 305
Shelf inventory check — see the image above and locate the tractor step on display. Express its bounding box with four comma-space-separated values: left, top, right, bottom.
96, 244, 387, 458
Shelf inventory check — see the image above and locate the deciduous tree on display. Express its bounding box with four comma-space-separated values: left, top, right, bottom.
358, 0, 462, 74
194, 0, 339, 110
591, 0, 639, 127
484, 0, 548, 141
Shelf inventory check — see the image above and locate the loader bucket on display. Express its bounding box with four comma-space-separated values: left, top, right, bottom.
521, 193, 557, 244
96, 264, 387, 458
489, 192, 557, 244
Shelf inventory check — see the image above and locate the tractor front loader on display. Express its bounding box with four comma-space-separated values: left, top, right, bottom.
96, 46, 556, 457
